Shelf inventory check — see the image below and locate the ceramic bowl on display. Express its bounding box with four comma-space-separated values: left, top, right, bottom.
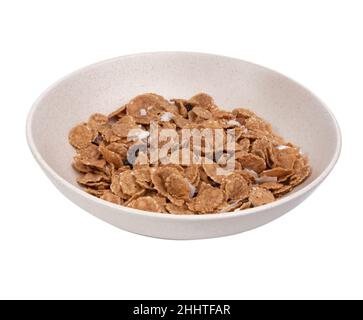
26, 52, 341, 239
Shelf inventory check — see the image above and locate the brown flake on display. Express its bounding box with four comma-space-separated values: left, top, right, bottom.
69, 92, 311, 214
251, 138, 273, 162
202, 163, 226, 184
69, 124, 96, 149
189, 93, 216, 111
111, 116, 138, 137
221, 173, 250, 201
108, 105, 126, 118
133, 167, 153, 189
126, 93, 171, 124
84, 188, 106, 197
259, 181, 284, 190
118, 170, 143, 196
272, 147, 299, 170
164, 173, 190, 204
238, 201, 252, 210
261, 167, 293, 181
187, 183, 226, 214
236, 152, 266, 173
249, 187, 275, 207
77, 172, 104, 186
88, 113, 108, 131
100, 191, 122, 205
73, 158, 93, 173
99, 144, 122, 168
75, 155, 106, 170
273, 185, 293, 197
184, 165, 200, 186
128, 196, 162, 212
191, 106, 212, 120
165, 203, 193, 214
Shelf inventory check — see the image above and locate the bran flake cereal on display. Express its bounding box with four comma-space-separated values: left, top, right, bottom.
69, 93, 311, 214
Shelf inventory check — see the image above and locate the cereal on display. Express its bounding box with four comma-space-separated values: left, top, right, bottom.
190, 106, 212, 120
99, 124, 120, 143
249, 187, 275, 207
187, 183, 226, 214
184, 165, 200, 186
236, 152, 266, 173
126, 93, 170, 124
273, 185, 293, 197
108, 105, 126, 118
221, 173, 250, 201
77, 172, 104, 185
232, 107, 256, 120
128, 196, 162, 212
165, 203, 193, 214
99, 145, 122, 168
75, 155, 106, 170
69, 124, 95, 149
151, 167, 189, 206
85, 188, 106, 197
133, 167, 153, 189
73, 158, 93, 173
150, 194, 167, 212
88, 113, 109, 131
107, 142, 128, 159
238, 138, 250, 153
251, 138, 273, 162
151, 166, 181, 197
239, 201, 252, 210
164, 173, 190, 203
202, 163, 225, 184
219, 200, 245, 212
259, 181, 284, 190
119, 170, 143, 196
272, 147, 299, 169
100, 191, 122, 205
261, 167, 293, 181
110, 173, 122, 195
288, 165, 311, 187
189, 93, 216, 111
112, 116, 138, 137
69, 93, 311, 214
77, 144, 101, 161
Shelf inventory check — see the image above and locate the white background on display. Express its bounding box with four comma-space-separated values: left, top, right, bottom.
0, 0, 362, 300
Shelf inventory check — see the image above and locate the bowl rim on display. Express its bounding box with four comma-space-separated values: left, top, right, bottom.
26, 51, 342, 221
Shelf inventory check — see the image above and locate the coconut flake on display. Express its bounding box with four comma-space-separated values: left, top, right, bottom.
160, 112, 174, 122
243, 168, 259, 178
226, 120, 241, 127
244, 168, 277, 183
219, 200, 241, 213
185, 179, 196, 198
139, 108, 147, 116
274, 145, 289, 150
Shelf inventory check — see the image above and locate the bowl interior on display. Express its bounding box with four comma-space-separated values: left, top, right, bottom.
29, 52, 340, 196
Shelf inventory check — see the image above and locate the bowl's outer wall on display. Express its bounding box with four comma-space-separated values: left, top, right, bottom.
40, 157, 317, 239
27, 53, 340, 239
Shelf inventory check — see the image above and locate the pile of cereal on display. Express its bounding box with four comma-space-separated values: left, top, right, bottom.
69, 93, 311, 214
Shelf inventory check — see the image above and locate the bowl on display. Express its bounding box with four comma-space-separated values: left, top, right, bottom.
26, 52, 341, 239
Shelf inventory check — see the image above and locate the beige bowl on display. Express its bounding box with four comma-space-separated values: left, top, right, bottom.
26, 52, 341, 239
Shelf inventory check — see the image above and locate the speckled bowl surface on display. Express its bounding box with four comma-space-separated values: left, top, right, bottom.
26, 52, 341, 239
